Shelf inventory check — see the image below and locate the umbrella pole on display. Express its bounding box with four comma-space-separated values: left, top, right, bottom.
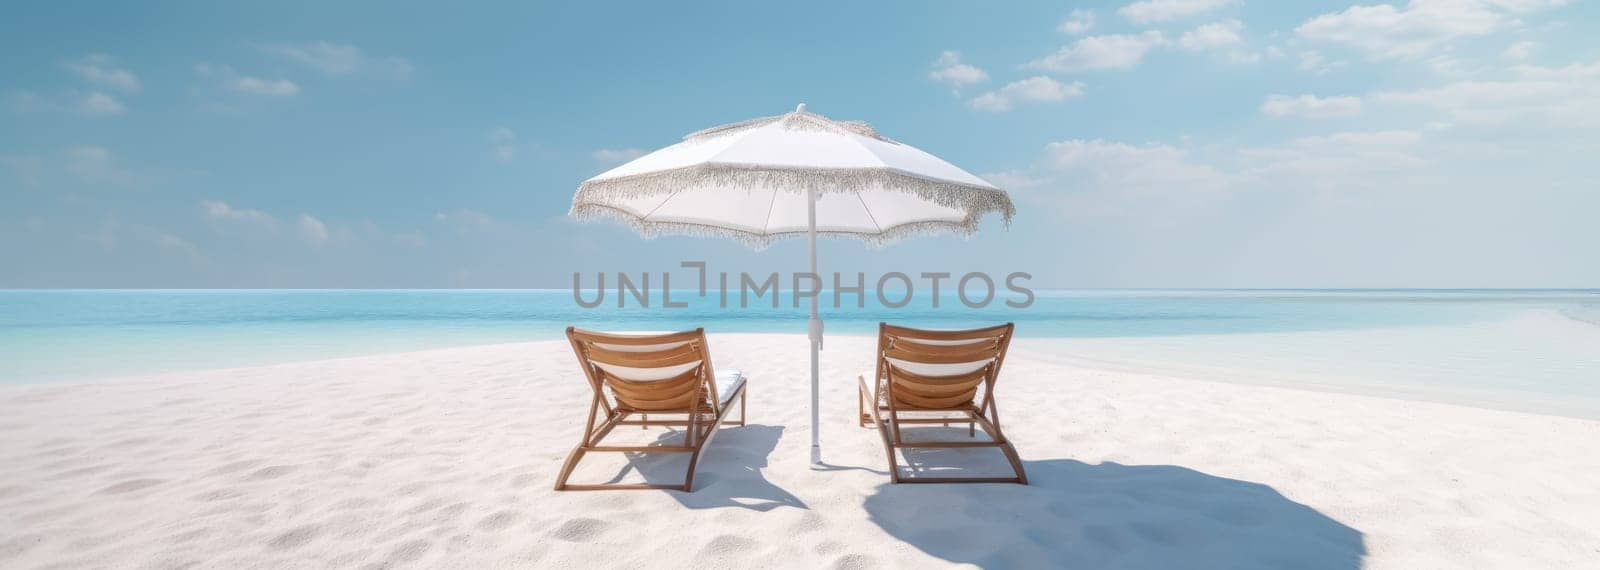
807, 186, 822, 466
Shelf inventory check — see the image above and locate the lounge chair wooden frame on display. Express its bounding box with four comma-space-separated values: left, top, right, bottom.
857, 322, 1027, 484
556, 327, 747, 492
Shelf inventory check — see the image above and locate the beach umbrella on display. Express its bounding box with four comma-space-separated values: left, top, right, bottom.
570, 104, 1013, 464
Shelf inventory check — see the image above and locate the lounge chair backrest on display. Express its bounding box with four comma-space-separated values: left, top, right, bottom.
877, 323, 1014, 410
567, 328, 717, 412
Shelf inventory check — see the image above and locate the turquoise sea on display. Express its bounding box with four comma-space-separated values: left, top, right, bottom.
3, 289, 1598, 415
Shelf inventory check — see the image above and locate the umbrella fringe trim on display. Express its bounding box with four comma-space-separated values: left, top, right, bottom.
574, 164, 1015, 226
571, 202, 986, 251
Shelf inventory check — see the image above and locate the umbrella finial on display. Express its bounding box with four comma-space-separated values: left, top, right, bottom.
795, 103, 806, 114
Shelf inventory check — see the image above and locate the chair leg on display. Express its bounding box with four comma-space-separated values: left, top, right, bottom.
998, 440, 1028, 485
860, 376, 899, 482
857, 376, 872, 428
737, 389, 747, 426
552, 446, 585, 491
876, 417, 900, 484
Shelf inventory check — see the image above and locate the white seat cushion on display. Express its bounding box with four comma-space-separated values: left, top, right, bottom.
715, 370, 746, 407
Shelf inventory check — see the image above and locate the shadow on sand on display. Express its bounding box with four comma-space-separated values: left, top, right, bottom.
598, 424, 806, 511
865, 458, 1365, 569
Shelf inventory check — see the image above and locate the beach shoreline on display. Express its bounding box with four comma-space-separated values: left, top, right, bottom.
2, 334, 1597, 568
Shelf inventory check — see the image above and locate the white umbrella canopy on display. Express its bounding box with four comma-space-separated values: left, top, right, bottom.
571, 104, 1013, 246
570, 104, 1013, 465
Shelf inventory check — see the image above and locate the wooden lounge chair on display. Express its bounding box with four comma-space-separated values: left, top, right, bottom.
857, 322, 1027, 484
556, 327, 747, 491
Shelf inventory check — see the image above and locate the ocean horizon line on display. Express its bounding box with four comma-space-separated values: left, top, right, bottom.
4, 287, 1597, 293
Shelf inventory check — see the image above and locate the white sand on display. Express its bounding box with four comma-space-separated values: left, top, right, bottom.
2, 334, 1598, 569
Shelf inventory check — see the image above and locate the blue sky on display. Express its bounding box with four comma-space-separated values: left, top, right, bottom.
3, 0, 1597, 288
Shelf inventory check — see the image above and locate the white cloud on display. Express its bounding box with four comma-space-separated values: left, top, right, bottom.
198, 64, 299, 96
154, 233, 202, 261
9, 89, 127, 117
1294, 0, 1570, 60
202, 200, 277, 226
1291, 130, 1424, 147
489, 127, 516, 161
1370, 59, 1600, 127
1058, 10, 1096, 35
929, 51, 989, 88
1026, 31, 1168, 72
1240, 130, 1427, 183
1041, 139, 1229, 190
1503, 40, 1535, 59
1179, 19, 1245, 51
78, 92, 125, 117
298, 214, 329, 246
1007, 130, 1438, 227
1119, 0, 1239, 24
1260, 94, 1364, 118
260, 41, 413, 79
1511, 58, 1600, 80
201, 201, 378, 248
970, 77, 1084, 112
230, 75, 299, 96
63, 54, 139, 92
593, 148, 645, 165
1479, 0, 1572, 11
1298, 50, 1346, 74
1003, 138, 1235, 224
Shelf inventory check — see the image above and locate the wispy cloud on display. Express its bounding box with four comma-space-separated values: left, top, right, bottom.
1260, 94, 1364, 118
1057, 9, 1096, 35
201, 200, 396, 248
202, 200, 277, 227
1179, 20, 1244, 51
1297, 50, 1345, 74
1119, 0, 1239, 24
970, 77, 1084, 112
1503, 40, 1536, 59
197, 64, 299, 96
259, 41, 413, 80
1370, 58, 1600, 127
1042, 138, 1230, 192
9, 89, 126, 117
996, 137, 1235, 224
1240, 130, 1426, 183
929, 51, 989, 89
79, 92, 125, 116
1026, 31, 1168, 72
1295, 0, 1570, 60
63, 54, 140, 92
298, 214, 329, 246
